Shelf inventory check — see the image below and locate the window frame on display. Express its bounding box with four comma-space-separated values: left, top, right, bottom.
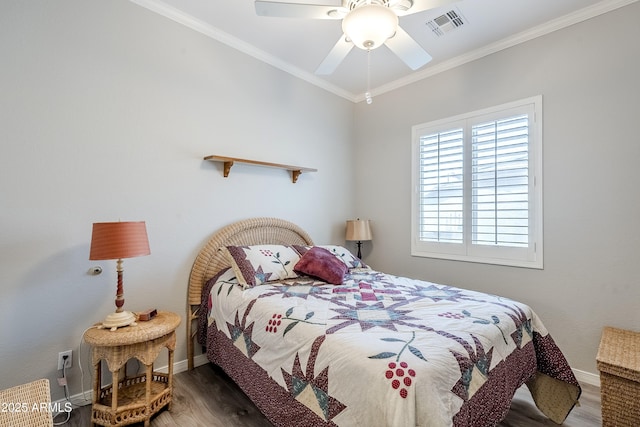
411, 96, 543, 269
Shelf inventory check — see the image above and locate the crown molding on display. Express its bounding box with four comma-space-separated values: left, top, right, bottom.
363, 0, 639, 102
129, 0, 636, 104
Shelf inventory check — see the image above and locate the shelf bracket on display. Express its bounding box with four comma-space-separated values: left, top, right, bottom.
291, 170, 302, 183
222, 161, 234, 177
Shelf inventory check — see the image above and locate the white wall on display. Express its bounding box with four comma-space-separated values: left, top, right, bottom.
353, 2, 640, 377
0, 0, 355, 400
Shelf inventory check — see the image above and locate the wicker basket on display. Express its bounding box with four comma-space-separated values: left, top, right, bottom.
0, 379, 53, 427
596, 327, 640, 427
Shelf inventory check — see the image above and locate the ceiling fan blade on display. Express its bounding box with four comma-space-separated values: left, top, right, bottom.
315, 35, 353, 75
398, 0, 458, 16
385, 26, 432, 70
255, 1, 343, 19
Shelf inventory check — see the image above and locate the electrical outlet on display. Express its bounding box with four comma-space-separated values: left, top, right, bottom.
57, 350, 72, 370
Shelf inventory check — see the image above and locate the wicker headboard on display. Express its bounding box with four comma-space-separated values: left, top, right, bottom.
186, 217, 314, 369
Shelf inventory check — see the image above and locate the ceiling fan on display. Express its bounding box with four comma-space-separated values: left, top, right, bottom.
255, 0, 456, 75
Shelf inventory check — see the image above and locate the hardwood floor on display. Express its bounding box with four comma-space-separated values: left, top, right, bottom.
62, 363, 601, 426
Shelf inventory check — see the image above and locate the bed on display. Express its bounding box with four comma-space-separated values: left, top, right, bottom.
186, 217, 581, 426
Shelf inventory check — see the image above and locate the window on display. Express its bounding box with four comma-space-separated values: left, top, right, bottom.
411, 96, 543, 268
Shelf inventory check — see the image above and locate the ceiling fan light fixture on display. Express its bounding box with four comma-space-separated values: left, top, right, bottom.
342, 4, 398, 50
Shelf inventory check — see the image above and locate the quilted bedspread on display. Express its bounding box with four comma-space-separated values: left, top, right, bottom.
201, 268, 581, 427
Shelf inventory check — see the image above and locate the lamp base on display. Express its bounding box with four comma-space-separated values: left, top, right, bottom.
98, 311, 137, 332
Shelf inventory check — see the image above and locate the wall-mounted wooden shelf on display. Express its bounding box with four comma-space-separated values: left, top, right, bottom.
204, 155, 317, 183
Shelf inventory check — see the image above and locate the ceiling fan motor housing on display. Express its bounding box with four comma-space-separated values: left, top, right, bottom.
347, 0, 391, 9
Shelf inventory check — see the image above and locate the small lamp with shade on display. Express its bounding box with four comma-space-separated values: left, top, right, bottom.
345, 218, 372, 259
89, 221, 150, 331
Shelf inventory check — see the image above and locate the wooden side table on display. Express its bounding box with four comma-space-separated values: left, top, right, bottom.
84, 311, 181, 427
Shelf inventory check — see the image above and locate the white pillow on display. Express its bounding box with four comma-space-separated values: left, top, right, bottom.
223, 244, 301, 288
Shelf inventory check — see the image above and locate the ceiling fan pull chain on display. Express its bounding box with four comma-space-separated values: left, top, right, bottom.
365, 48, 373, 104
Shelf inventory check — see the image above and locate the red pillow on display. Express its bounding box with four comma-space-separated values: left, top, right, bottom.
294, 246, 348, 285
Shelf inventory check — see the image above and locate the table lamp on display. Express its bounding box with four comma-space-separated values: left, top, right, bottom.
345, 218, 372, 259
89, 221, 150, 331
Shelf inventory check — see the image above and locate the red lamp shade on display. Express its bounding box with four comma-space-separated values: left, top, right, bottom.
90, 221, 150, 260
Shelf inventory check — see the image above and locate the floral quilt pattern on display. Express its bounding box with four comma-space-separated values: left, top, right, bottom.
204, 268, 580, 427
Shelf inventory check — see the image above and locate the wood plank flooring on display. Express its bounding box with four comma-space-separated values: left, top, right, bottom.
62, 363, 601, 426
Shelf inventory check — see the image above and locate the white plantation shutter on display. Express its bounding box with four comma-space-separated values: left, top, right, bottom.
418, 128, 464, 244
411, 96, 543, 268
471, 114, 529, 247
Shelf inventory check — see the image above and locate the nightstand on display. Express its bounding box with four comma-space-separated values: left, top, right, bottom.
83, 311, 181, 427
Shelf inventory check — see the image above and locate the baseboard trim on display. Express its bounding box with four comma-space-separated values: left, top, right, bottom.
56, 356, 600, 410
573, 368, 600, 387
61, 387, 92, 408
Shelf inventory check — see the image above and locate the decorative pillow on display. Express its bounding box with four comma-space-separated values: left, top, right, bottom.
294, 246, 348, 285
293, 245, 368, 269
223, 244, 301, 287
